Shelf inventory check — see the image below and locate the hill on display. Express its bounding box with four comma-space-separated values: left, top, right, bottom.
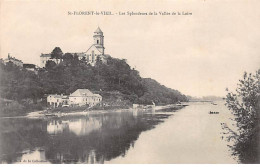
0, 55, 188, 116
139, 78, 188, 104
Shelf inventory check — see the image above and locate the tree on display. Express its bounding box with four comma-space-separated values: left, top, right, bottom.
51, 47, 63, 64
62, 53, 73, 66
96, 55, 103, 66
72, 54, 79, 66
225, 69, 260, 163
45, 60, 56, 70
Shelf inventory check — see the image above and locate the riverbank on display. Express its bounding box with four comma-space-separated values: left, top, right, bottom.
1, 103, 188, 119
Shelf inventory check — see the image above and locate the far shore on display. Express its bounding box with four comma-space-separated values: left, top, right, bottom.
0, 103, 188, 119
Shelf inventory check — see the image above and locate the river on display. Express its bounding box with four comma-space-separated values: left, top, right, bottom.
0, 101, 238, 164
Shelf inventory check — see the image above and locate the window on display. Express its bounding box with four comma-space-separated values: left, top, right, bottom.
92, 51, 94, 62
97, 40, 99, 44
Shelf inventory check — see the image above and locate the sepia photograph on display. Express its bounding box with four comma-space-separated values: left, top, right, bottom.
0, 0, 259, 164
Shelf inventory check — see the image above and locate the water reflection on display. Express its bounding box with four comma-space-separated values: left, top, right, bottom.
0, 110, 171, 164
15, 148, 50, 164
47, 117, 102, 136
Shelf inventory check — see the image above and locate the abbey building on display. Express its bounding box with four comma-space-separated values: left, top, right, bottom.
40, 27, 109, 67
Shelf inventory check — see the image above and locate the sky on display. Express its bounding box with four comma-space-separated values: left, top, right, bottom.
1, 0, 260, 97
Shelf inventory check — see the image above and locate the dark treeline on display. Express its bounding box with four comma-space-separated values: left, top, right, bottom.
0, 51, 188, 115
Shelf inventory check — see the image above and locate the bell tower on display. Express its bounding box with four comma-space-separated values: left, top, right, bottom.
93, 27, 105, 54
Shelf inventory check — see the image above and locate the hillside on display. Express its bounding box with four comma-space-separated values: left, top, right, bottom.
138, 78, 188, 104
0, 54, 188, 115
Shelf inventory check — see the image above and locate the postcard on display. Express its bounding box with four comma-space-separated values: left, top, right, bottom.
0, 0, 259, 164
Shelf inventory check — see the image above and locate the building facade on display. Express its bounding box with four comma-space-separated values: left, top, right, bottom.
40, 27, 108, 68
69, 89, 102, 107
4, 54, 23, 67
47, 94, 69, 108
47, 89, 102, 108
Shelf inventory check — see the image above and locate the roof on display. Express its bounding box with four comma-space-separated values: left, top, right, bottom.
23, 64, 36, 68
41, 53, 86, 58
70, 89, 94, 97
93, 94, 102, 98
94, 27, 103, 33
40, 53, 51, 57
47, 94, 69, 99
86, 44, 103, 54
5, 56, 23, 63
69, 52, 86, 57
48, 94, 63, 98
62, 96, 69, 99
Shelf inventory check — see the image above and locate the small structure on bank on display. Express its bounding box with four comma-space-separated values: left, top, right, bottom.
133, 101, 155, 110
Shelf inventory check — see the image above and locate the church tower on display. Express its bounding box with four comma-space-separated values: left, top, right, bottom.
93, 27, 105, 54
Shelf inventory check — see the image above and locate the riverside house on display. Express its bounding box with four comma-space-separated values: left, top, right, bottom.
69, 89, 102, 107
47, 94, 69, 108
47, 89, 102, 108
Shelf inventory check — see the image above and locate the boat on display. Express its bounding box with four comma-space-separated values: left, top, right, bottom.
209, 111, 219, 114
44, 113, 57, 117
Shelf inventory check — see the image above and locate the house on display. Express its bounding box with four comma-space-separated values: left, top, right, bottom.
69, 89, 102, 107
23, 64, 36, 71
23, 63, 39, 74
46, 89, 102, 108
47, 94, 69, 108
4, 54, 23, 67
40, 27, 109, 68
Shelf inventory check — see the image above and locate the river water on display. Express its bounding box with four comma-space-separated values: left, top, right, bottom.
0, 101, 238, 164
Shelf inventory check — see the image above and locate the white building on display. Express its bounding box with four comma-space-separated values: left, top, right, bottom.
47, 94, 69, 108
85, 27, 108, 66
39, 53, 62, 68
4, 54, 23, 67
69, 89, 102, 107
40, 27, 109, 68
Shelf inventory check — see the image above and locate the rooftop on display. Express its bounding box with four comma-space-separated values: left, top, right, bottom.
5, 56, 23, 63
23, 64, 36, 68
94, 27, 103, 33
40, 53, 51, 57
70, 89, 94, 97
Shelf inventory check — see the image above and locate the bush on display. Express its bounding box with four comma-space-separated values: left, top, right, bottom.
225, 69, 260, 163
0, 101, 26, 117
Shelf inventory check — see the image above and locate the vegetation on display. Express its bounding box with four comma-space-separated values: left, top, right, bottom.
0, 47, 188, 116
140, 78, 187, 104
224, 69, 260, 163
